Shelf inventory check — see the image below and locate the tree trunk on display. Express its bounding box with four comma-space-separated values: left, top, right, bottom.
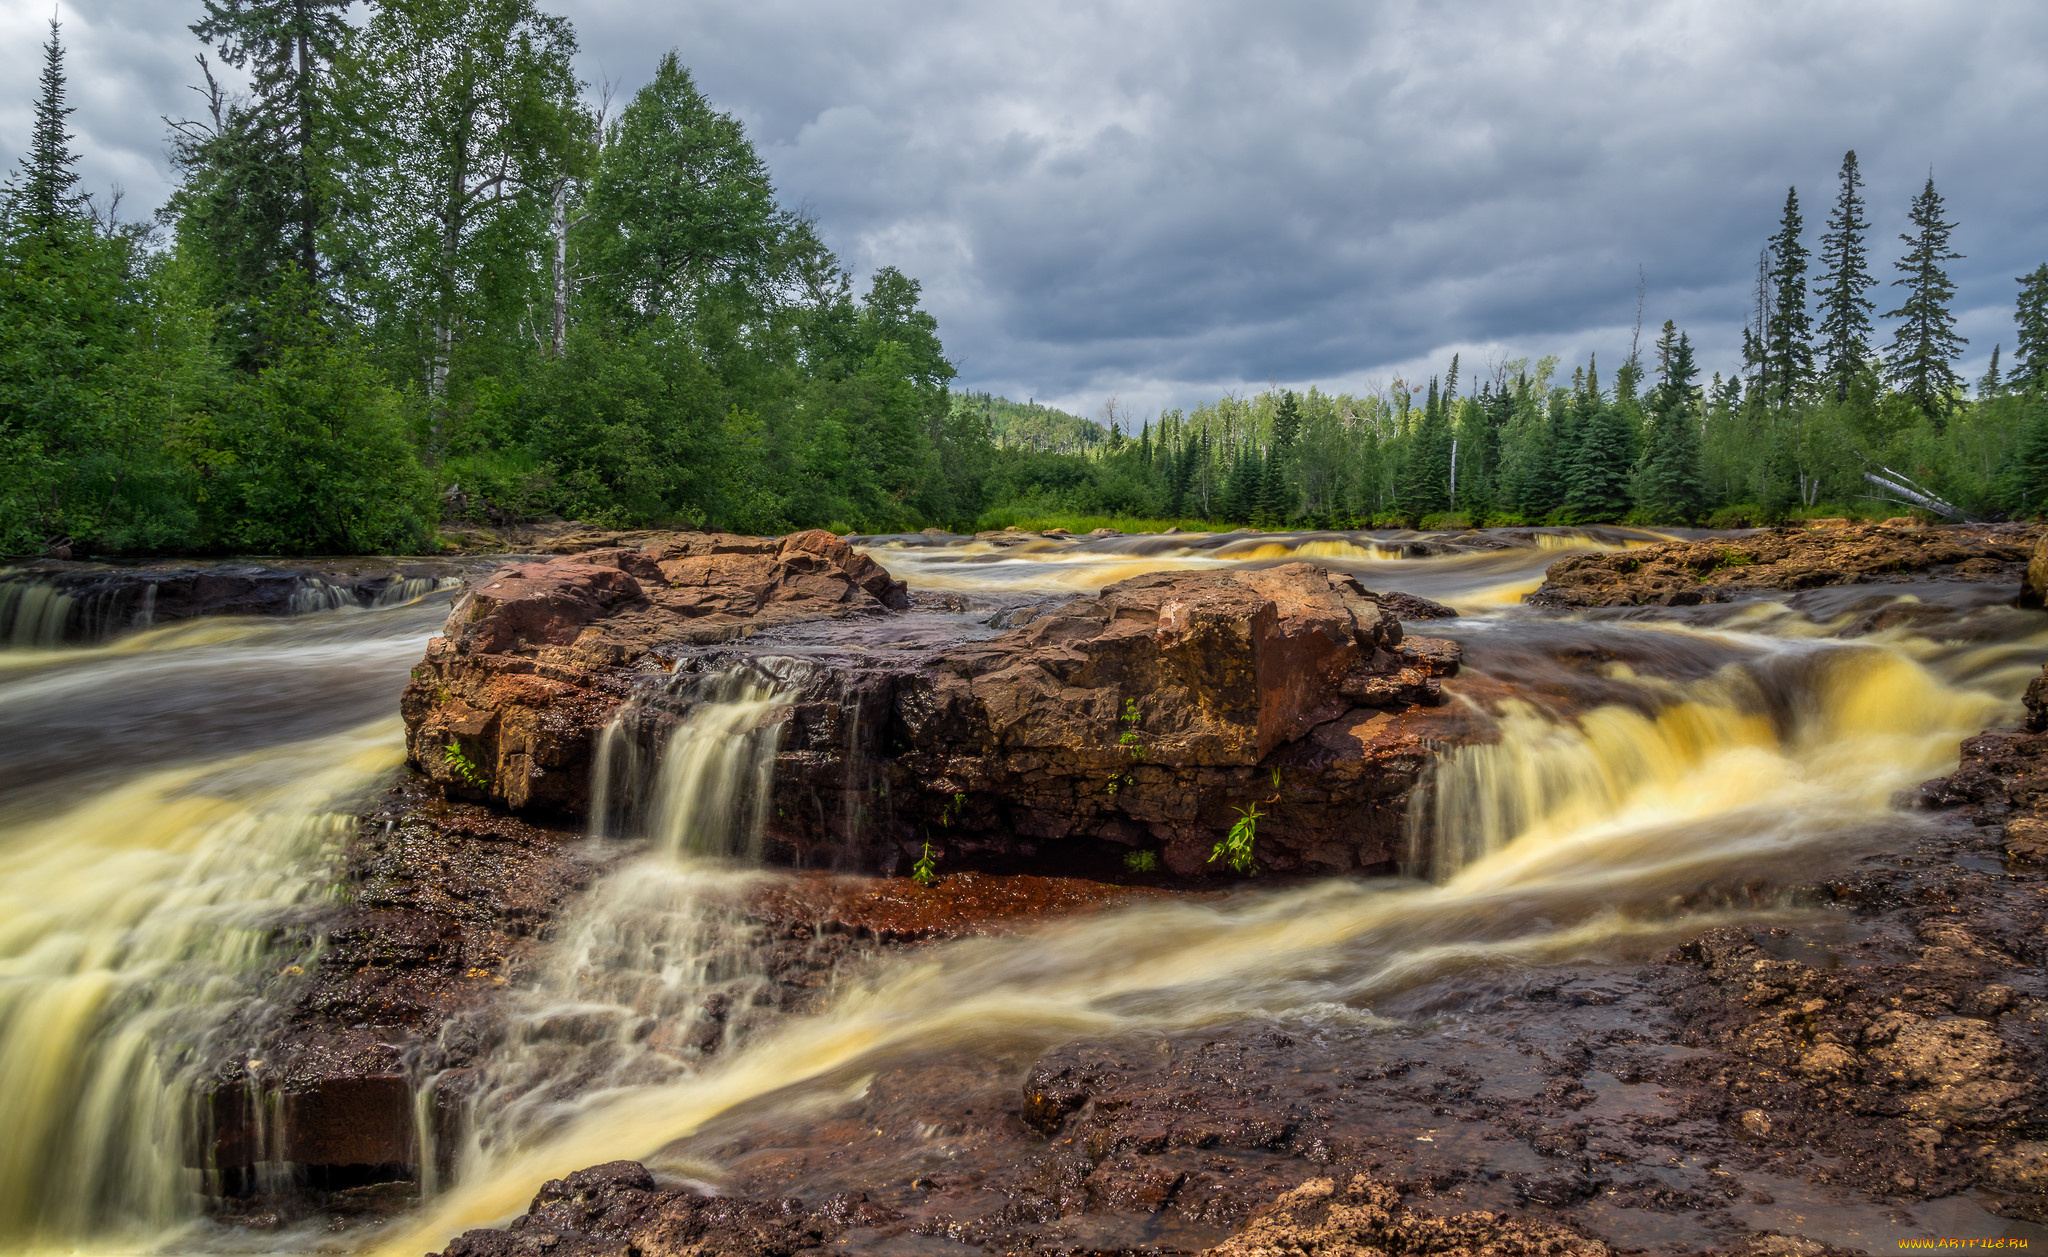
549, 177, 569, 357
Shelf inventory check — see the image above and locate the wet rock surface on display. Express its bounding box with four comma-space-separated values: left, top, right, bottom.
0, 556, 467, 643
1530, 523, 2043, 609
401, 530, 907, 815
217, 782, 1222, 1215
207, 778, 615, 1193
431, 667, 2048, 1256
404, 537, 1472, 875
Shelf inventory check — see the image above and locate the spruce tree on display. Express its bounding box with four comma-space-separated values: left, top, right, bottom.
1221, 446, 1261, 523
191, 0, 354, 282
2012, 264, 2048, 393
1257, 390, 1302, 523
1815, 151, 1876, 400
1565, 360, 1636, 522
1764, 187, 1813, 407
1979, 345, 2003, 399
10, 17, 83, 234
1634, 322, 1707, 522
1398, 378, 1452, 518
1884, 176, 1967, 421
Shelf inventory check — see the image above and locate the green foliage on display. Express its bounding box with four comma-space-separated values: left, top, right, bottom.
10, 18, 84, 235
955, 392, 1104, 453
442, 741, 487, 787
2013, 265, 2048, 395
911, 841, 938, 887
1884, 177, 1968, 422
1763, 186, 1813, 407
1816, 151, 1876, 401
1122, 850, 1160, 874
3, 23, 2041, 558
1210, 802, 1262, 875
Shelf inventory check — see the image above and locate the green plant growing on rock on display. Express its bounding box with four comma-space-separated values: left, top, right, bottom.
1123, 850, 1160, 873
1211, 802, 1264, 874
1118, 698, 1147, 763
442, 742, 487, 788
912, 841, 939, 886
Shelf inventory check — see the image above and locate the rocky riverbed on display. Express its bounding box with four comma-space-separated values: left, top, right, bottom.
191, 523, 2048, 1255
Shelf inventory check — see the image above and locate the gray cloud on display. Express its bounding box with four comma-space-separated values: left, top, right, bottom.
9, 0, 2048, 417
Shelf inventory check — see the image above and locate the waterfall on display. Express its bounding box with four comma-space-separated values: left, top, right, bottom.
287, 577, 357, 615
434, 671, 797, 1189
374, 574, 463, 608
0, 722, 403, 1243
1407, 638, 2011, 884
0, 581, 74, 648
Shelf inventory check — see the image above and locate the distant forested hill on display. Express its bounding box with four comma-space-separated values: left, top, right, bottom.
953, 392, 1107, 453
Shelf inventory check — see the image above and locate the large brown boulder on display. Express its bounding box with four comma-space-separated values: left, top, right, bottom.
1530, 523, 2041, 609
401, 530, 907, 814
861, 564, 1466, 874
403, 537, 1468, 874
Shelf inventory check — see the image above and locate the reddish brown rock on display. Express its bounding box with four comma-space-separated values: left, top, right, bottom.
403, 537, 1468, 874
2024, 531, 2048, 609
401, 530, 906, 814
1529, 523, 2042, 609
839, 563, 1468, 875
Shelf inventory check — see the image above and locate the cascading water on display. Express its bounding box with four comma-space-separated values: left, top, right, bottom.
0, 529, 2039, 1256
0, 723, 404, 1244
381, 603, 2048, 1252
427, 671, 798, 1196
0, 581, 74, 648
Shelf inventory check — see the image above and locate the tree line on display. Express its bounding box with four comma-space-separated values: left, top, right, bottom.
0, 3, 986, 556
4, 8, 2042, 561
986, 153, 2048, 529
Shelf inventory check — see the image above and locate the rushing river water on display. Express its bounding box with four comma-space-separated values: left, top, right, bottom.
0, 528, 2043, 1256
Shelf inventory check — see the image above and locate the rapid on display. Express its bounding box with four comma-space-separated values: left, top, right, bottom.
0, 528, 2041, 1255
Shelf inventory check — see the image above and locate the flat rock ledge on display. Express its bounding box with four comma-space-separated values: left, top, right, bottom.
402, 531, 1471, 876
1529, 522, 2044, 610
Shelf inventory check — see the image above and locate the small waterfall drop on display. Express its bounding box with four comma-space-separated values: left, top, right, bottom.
0, 580, 75, 647
1408, 637, 2013, 884
432, 670, 797, 1193
373, 574, 464, 608
0, 722, 404, 1244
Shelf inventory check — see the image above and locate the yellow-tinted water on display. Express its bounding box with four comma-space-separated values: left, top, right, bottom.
0, 533, 2040, 1256
376, 620, 2036, 1254
0, 722, 404, 1245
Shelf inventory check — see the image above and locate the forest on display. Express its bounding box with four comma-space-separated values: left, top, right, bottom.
2, 4, 2044, 556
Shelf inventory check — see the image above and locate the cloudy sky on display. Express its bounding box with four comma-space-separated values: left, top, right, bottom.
6, 0, 2046, 419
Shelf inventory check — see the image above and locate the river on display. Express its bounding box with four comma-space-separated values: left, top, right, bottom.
0, 529, 2042, 1255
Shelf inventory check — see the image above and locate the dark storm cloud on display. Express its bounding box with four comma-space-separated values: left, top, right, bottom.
11, 0, 2048, 414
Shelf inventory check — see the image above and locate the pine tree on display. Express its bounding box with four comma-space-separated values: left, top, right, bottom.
1634, 322, 1707, 522
1398, 378, 1452, 517
1565, 359, 1636, 521
1763, 186, 1813, 407
1257, 390, 1302, 524
190, 0, 354, 282
1815, 151, 1876, 401
1884, 176, 1967, 421
9, 18, 84, 234
1979, 345, 2003, 399
2013, 264, 2048, 393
